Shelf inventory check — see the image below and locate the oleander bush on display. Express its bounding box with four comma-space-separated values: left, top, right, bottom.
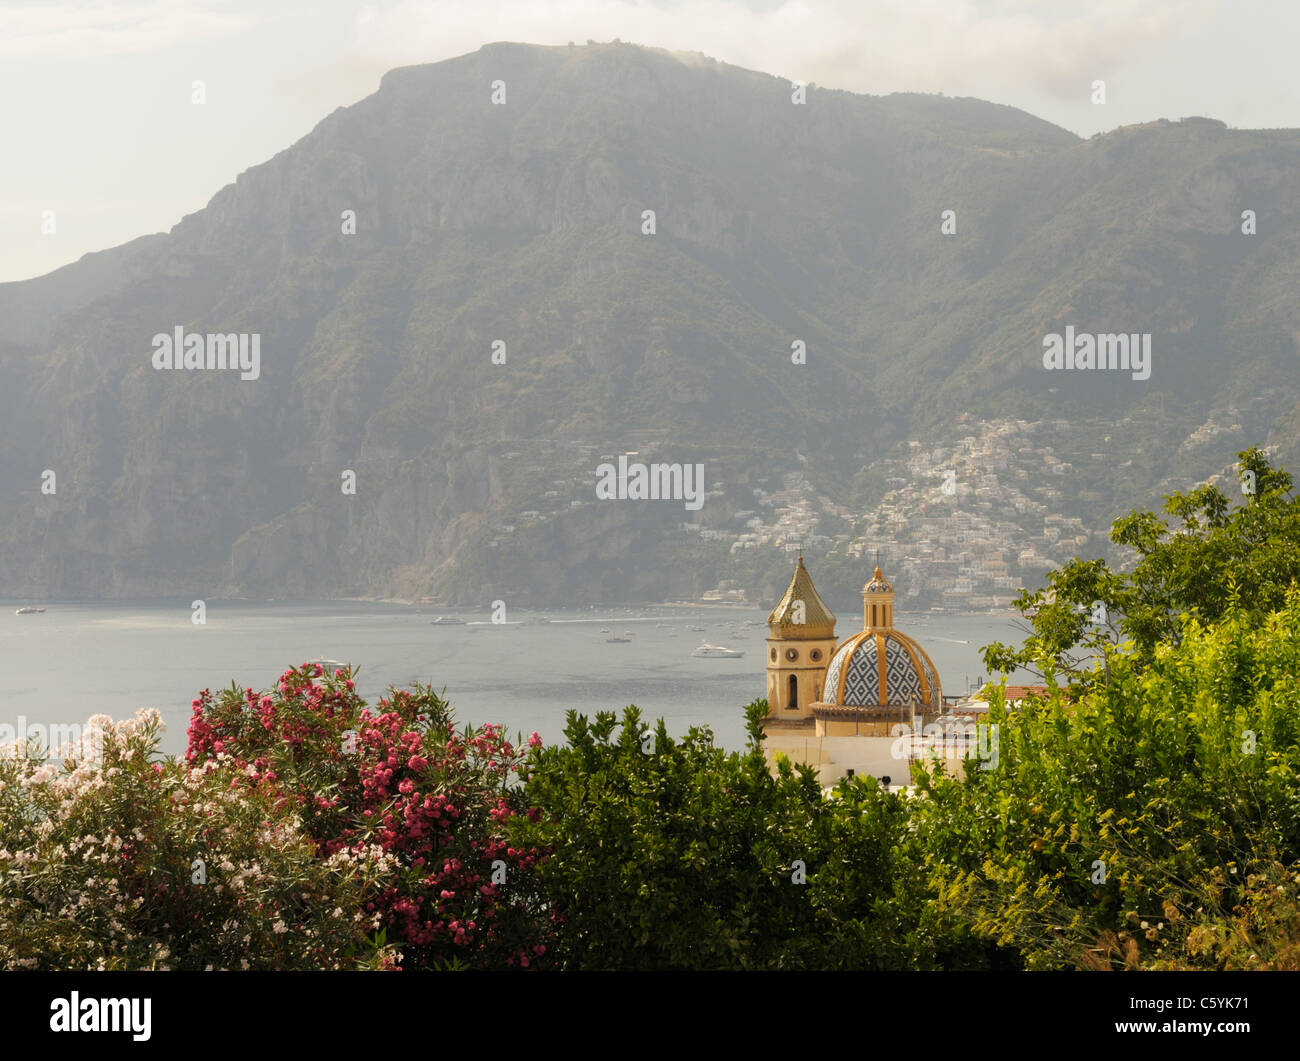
0, 709, 396, 970
186, 665, 556, 969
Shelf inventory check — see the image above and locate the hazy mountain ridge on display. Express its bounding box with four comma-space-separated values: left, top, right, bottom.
2, 41, 1298, 604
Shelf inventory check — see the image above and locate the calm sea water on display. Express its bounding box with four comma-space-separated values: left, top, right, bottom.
0, 601, 1028, 757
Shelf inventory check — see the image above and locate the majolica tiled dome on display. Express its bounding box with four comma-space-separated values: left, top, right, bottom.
821, 628, 942, 709
816, 563, 943, 711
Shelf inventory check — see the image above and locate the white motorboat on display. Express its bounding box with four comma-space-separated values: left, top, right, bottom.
691, 642, 744, 659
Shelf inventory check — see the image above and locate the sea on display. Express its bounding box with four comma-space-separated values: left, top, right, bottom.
0, 601, 1030, 758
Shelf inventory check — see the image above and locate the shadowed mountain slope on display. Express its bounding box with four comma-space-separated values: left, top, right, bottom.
2, 42, 1298, 604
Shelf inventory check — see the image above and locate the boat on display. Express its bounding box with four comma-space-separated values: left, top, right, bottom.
606, 636, 632, 643
691, 642, 744, 659
15, 606, 39, 615
599, 628, 610, 633
430, 616, 465, 625
688, 625, 705, 632
305, 658, 351, 676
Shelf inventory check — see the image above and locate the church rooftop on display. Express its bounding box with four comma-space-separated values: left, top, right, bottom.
767, 555, 836, 635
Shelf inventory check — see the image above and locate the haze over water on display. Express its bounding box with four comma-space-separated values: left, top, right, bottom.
1, 601, 1027, 758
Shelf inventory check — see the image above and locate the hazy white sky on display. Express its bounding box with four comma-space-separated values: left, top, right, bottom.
2, 0, 1297, 283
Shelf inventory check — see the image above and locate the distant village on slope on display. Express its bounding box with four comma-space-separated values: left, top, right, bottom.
481, 405, 1262, 612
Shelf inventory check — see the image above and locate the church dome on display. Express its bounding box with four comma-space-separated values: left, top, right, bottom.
816, 563, 943, 711
820, 628, 942, 710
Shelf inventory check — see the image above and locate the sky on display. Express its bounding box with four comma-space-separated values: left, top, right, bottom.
2, 0, 1298, 283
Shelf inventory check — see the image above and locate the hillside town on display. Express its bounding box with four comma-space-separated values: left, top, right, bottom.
697, 408, 1257, 611
479, 406, 1260, 610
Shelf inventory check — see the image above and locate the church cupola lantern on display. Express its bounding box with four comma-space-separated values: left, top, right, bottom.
862, 564, 894, 631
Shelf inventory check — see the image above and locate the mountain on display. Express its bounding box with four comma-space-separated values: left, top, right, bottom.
3, 41, 1299, 606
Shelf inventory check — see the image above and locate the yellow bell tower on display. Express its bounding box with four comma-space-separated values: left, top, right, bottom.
765, 555, 837, 719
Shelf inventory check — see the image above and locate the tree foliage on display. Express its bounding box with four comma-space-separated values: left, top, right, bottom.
983, 446, 1299, 683
921, 592, 1300, 969
506, 701, 929, 969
